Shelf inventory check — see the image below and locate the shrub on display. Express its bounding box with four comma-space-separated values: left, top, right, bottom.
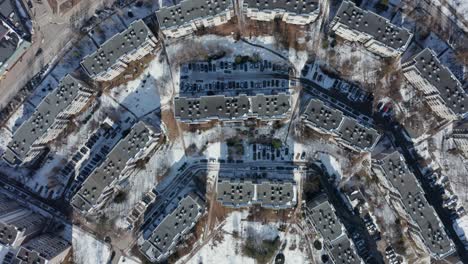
242, 236, 280, 264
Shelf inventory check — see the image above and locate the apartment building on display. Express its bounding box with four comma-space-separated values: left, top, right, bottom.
301, 98, 380, 152
126, 191, 157, 229
139, 193, 204, 262
402, 48, 467, 120
372, 151, 455, 259
156, 0, 234, 39
3, 75, 94, 166
243, 0, 320, 25
14, 234, 71, 264
306, 195, 362, 264
81, 20, 158, 82
0, 195, 46, 248
71, 121, 161, 214
330, 0, 412, 58
174, 93, 291, 124
452, 121, 468, 157
216, 177, 297, 209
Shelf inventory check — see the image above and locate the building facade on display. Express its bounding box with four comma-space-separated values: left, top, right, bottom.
243, 0, 320, 25
0, 195, 46, 248
156, 0, 234, 39
402, 48, 467, 120
3, 75, 94, 166
81, 19, 158, 82
330, 1, 412, 58
452, 121, 468, 157
14, 234, 71, 264
372, 151, 455, 259
301, 98, 380, 152
71, 121, 161, 214
139, 193, 204, 262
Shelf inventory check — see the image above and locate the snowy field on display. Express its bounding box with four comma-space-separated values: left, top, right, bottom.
50, 35, 98, 80
89, 14, 127, 45
109, 52, 169, 118
71, 226, 111, 264
180, 211, 311, 264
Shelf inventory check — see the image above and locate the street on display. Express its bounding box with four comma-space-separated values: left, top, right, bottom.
0, 0, 114, 108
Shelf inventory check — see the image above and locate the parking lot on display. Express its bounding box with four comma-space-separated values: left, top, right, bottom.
301, 62, 373, 104
179, 60, 292, 97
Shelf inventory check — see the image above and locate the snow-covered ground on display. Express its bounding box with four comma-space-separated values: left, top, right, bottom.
317, 152, 343, 186
432, 0, 468, 33
110, 52, 168, 118
180, 211, 311, 264
71, 226, 111, 264
89, 14, 127, 45
166, 35, 291, 69
50, 35, 98, 80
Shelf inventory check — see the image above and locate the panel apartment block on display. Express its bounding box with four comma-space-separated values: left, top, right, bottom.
71, 121, 161, 213
139, 193, 204, 262
156, 0, 234, 39
0, 195, 46, 247
174, 93, 291, 123
216, 177, 297, 209
330, 0, 412, 57
15, 234, 71, 264
402, 48, 467, 120
3, 75, 94, 166
306, 195, 362, 264
81, 20, 158, 82
243, 0, 320, 25
301, 98, 380, 152
372, 151, 455, 259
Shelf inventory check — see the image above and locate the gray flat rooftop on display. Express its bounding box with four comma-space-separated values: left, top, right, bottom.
334, 0, 412, 50
243, 0, 319, 15
404, 48, 467, 115
174, 95, 250, 121
307, 196, 344, 242
144, 193, 204, 260
336, 116, 380, 150
71, 121, 157, 212
303, 98, 344, 132
81, 20, 154, 77
156, 0, 232, 29
250, 93, 290, 118
256, 179, 295, 208
5, 75, 91, 163
379, 152, 454, 257
329, 235, 361, 264
216, 178, 255, 207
